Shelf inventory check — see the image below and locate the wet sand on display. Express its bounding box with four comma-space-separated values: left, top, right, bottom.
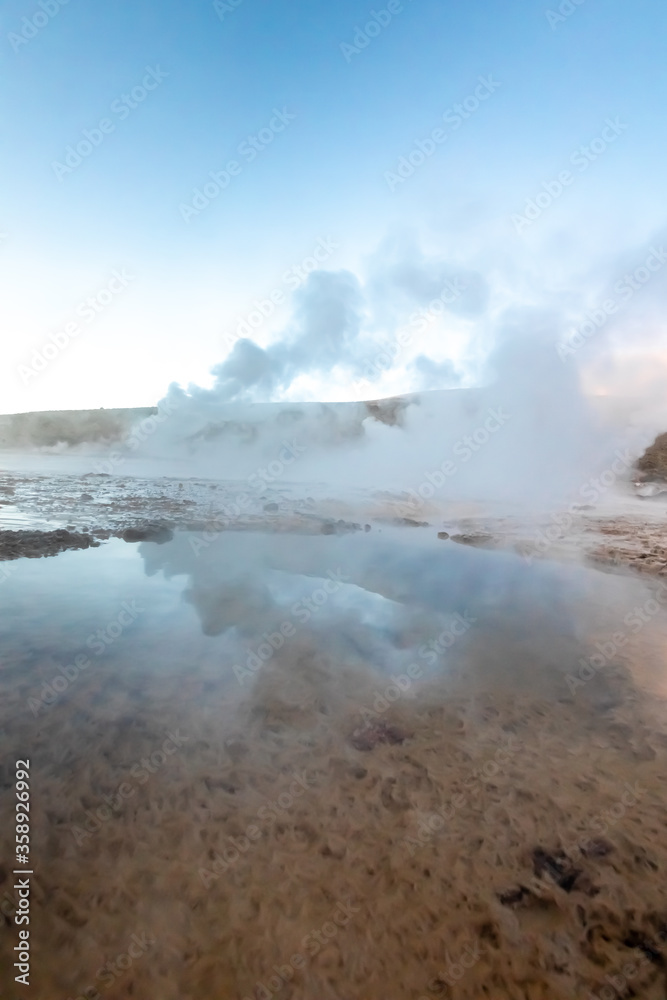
1, 474, 667, 999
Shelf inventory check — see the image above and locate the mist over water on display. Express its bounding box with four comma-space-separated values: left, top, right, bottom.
5, 529, 663, 721
3, 528, 667, 996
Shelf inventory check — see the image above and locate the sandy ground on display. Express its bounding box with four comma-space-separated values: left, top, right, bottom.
1, 470, 667, 999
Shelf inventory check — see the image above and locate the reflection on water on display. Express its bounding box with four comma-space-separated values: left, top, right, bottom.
1, 531, 667, 999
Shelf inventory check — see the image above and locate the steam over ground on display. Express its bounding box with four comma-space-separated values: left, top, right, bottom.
5, 231, 667, 512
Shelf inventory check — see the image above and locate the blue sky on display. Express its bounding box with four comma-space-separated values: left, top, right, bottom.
1, 0, 666, 412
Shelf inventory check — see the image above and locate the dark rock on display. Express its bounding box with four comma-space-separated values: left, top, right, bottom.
451, 533, 496, 548
623, 931, 664, 965
580, 837, 614, 858
498, 886, 530, 906
350, 721, 411, 751
120, 522, 173, 544
532, 847, 582, 892
0, 529, 100, 561
320, 519, 361, 535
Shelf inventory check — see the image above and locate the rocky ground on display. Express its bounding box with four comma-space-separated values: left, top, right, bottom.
1, 467, 666, 578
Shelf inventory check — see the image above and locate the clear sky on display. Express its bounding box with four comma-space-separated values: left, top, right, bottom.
1, 0, 666, 413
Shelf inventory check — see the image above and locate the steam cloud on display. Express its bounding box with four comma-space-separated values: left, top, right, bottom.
147, 232, 652, 504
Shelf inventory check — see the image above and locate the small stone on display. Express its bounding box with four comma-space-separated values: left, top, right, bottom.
350, 721, 411, 751
120, 522, 173, 544
498, 886, 529, 906
580, 837, 614, 858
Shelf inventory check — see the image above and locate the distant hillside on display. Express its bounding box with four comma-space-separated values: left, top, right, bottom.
0, 408, 156, 449
0, 395, 660, 474
0, 397, 417, 452
637, 432, 667, 480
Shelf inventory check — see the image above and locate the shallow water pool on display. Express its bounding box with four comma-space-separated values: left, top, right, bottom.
2, 530, 667, 999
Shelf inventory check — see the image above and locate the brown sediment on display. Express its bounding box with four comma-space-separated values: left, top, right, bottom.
349, 719, 412, 751
2, 471, 667, 996
0, 528, 100, 561
1, 630, 667, 999
585, 517, 667, 577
